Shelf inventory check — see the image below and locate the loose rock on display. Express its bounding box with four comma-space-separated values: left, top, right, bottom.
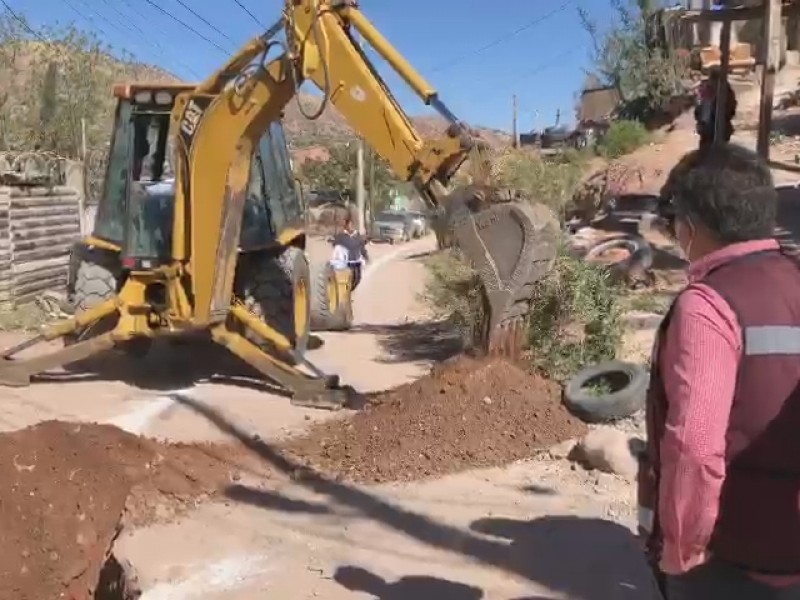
572, 426, 638, 479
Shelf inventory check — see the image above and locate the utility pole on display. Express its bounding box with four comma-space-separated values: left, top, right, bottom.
512, 94, 519, 148
714, 15, 732, 146
356, 139, 365, 234
355, 35, 366, 235
79, 117, 88, 236
367, 145, 375, 227
757, 0, 781, 158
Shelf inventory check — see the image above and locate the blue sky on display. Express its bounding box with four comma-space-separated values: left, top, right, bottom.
18, 0, 615, 131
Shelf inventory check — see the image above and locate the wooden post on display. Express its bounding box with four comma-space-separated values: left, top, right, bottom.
757, 0, 782, 158
714, 16, 732, 145
79, 117, 87, 236
512, 94, 519, 148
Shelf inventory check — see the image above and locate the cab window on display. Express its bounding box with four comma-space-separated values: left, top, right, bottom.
93, 101, 132, 244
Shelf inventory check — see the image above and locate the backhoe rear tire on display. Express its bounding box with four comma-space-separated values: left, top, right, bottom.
65, 253, 151, 358
238, 246, 311, 362
310, 262, 353, 332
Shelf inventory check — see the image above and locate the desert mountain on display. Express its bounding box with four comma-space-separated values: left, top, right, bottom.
16, 41, 507, 152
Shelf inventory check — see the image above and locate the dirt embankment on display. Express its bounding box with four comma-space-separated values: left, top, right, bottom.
0, 421, 268, 600
282, 356, 586, 483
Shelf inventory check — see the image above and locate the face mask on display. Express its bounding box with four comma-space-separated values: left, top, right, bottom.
676, 215, 695, 261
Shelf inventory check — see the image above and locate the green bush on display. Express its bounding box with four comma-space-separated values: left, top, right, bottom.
596, 120, 649, 159
488, 149, 586, 218
421, 249, 484, 344
527, 244, 623, 380
421, 245, 625, 381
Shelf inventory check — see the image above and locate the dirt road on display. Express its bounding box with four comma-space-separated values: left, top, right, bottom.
0, 238, 433, 440
100, 237, 654, 600
0, 234, 660, 599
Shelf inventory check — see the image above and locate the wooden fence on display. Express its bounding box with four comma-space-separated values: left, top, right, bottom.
0, 185, 82, 308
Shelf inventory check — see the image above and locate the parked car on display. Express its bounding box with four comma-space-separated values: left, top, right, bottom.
370, 211, 414, 244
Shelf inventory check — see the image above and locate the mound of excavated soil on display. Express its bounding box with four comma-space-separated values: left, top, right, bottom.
282, 356, 587, 483
0, 421, 268, 600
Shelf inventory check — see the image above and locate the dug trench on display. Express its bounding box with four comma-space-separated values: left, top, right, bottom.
0, 355, 585, 599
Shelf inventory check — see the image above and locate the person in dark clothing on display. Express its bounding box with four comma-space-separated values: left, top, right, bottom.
333, 217, 369, 290
640, 144, 800, 599
694, 66, 737, 149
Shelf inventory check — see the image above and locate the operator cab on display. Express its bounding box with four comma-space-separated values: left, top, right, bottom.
93, 83, 304, 270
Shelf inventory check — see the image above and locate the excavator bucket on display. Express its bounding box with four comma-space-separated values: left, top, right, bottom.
443, 185, 560, 358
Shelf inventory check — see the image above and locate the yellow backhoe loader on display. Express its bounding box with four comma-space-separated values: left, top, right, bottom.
0, 0, 559, 409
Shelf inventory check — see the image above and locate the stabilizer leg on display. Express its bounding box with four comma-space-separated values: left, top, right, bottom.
220, 306, 354, 410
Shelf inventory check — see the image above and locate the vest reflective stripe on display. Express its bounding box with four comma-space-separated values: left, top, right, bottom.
745, 326, 800, 356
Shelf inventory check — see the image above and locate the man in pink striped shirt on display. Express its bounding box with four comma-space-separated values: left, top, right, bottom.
638, 144, 800, 599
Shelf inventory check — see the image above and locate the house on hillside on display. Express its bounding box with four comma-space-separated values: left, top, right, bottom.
577, 82, 621, 141
652, 0, 800, 73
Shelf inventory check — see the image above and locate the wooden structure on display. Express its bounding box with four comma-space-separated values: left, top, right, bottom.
682, 0, 792, 160
0, 185, 82, 308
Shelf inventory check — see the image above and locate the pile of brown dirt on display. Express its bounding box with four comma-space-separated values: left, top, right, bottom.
282, 356, 587, 483
0, 421, 268, 600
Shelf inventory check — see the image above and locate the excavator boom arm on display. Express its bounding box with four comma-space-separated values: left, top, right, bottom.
285, 1, 473, 205
173, 0, 558, 353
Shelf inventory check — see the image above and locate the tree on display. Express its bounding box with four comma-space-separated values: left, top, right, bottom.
300, 142, 399, 207
300, 145, 355, 199
579, 0, 687, 120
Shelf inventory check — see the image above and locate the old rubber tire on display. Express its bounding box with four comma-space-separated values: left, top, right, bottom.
65, 256, 151, 358
584, 235, 653, 270
238, 246, 311, 360
563, 360, 649, 423
310, 262, 353, 332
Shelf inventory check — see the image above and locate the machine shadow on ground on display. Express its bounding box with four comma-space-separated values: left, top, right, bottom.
33, 339, 293, 396
170, 393, 660, 600
350, 320, 463, 364
334, 566, 485, 600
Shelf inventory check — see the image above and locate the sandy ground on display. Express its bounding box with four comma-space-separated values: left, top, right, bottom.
19, 66, 800, 599
0, 234, 661, 600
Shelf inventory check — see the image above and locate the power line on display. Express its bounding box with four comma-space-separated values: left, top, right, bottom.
231, 0, 264, 28
514, 47, 581, 82
0, 0, 48, 42
62, 0, 165, 71
98, 0, 203, 79
171, 0, 236, 46
141, 0, 229, 55
69, 0, 151, 60
429, 0, 575, 74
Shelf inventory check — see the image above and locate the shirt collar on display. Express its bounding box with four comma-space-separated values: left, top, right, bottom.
687, 238, 779, 282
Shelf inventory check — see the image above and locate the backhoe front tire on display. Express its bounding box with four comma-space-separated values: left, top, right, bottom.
65, 254, 151, 358
310, 262, 353, 332
238, 246, 311, 361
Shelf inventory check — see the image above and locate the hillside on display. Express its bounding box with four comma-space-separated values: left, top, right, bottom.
5, 40, 509, 160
